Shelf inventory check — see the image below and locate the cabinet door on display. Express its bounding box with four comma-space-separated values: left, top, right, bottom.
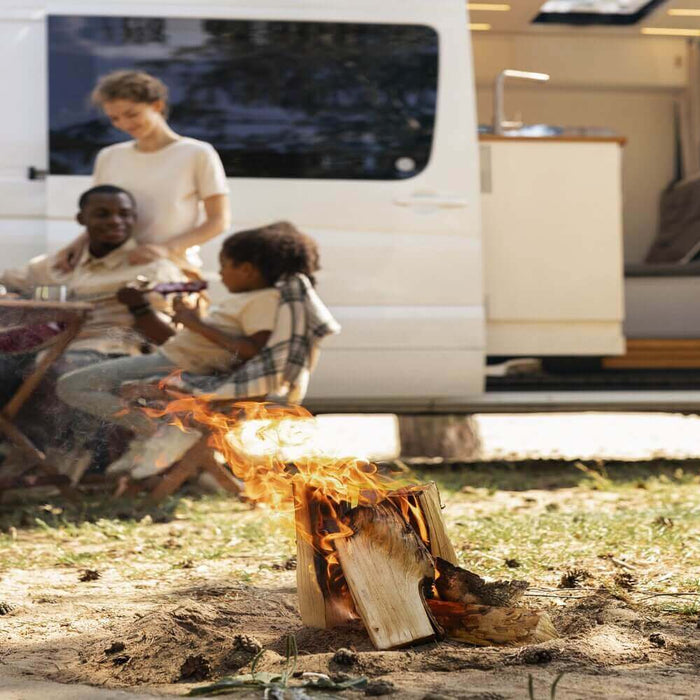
481, 140, 625, 356
46, 0, 484, 403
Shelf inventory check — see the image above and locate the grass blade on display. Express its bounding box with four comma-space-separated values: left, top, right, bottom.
550, 672, 565, 700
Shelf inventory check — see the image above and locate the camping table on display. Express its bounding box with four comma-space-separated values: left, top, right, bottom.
0, 299, 93, 497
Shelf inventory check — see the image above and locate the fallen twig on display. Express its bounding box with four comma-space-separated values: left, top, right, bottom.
528, 587, 603, 592
524, 592, 591, 599
609, 558, 638, 571
525, 589, 700, 602
638, 592, 700, 602
474, 551, 506, 564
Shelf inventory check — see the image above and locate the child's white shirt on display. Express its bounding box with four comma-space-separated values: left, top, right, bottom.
160, 287, 280, 373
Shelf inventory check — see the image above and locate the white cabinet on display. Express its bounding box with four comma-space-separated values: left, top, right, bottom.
480, 136, 626, 356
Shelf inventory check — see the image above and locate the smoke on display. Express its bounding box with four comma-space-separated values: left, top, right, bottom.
8, 350, 133, 471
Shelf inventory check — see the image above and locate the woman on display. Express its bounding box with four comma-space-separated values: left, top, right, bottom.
56, 70, 231, 272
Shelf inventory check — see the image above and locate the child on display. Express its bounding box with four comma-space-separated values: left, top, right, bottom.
57, 221, 320, 441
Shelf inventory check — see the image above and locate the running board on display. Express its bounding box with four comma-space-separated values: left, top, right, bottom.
305, 391, 700, 414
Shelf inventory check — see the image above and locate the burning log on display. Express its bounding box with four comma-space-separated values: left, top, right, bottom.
427, 600, 558, 646
294, 486, 357, 629
294, 483, 450, 645
388, 482, 458, 565
435, 557, 529, 607
334, 503, 438, 650
294, 481, 557, 651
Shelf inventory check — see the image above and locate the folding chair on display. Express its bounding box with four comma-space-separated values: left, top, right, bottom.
0, 299, 92, 499
118, 274, 340, 502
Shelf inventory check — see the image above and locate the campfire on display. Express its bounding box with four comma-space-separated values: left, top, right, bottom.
146, 398, 558, 651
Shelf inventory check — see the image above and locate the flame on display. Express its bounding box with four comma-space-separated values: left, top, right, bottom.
139, 387, 437, 608
142, 390, 401, 512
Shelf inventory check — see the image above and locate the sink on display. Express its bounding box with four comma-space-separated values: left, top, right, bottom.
479, 124, 616, 138
480, 124, 563, 137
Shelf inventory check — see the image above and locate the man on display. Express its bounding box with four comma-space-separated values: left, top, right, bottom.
0, 184, 188, 454
2, 184, 187, 360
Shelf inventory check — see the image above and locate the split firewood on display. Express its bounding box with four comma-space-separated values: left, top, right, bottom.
295, 486, 358, 629
388, 482, 458, 565
435, 557, 529, 607
427, 599, 558, 647
335, 503, 438, 650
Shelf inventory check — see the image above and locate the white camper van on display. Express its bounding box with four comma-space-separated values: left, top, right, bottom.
2, 0, 699, 412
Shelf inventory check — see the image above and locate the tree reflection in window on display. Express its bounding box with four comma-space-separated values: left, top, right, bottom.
49, 16, 438, 180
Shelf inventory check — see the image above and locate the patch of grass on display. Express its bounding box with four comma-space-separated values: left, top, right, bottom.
416, 458, 700, 493
417, 460, 700, 604
1, 460, 698, 615
0, 493, 297, 574
657, 599, 700, 616
55, 550, 103, 566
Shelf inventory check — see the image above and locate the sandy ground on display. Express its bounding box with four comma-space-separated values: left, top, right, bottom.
476, 412, 700, 461
3, 413, 700, 698
2, 497, 699, 699
0, 673, 159, 699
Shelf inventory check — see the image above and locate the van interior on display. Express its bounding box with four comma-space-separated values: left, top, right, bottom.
471, 0, 700, 395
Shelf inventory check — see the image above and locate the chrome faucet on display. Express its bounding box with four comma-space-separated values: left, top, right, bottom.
493, 69, 550, 136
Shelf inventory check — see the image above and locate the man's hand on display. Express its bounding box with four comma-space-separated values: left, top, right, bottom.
172, 295, 202, 328
127, 244, 169, 265
116, 286, 148, 308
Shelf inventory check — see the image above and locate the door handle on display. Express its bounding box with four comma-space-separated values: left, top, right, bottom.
394, 195, 468, 209
27, 166, 48, 181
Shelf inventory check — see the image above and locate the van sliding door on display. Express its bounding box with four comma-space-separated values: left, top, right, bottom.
46, 1, 484, 405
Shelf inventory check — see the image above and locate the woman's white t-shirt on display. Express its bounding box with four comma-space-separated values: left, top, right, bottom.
93, 137, 229, 267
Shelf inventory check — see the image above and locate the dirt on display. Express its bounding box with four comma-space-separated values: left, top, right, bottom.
2, 454, 700, 699
1, 562, 699, 699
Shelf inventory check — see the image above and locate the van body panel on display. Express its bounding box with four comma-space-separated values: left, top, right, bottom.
324, 306, 485, 350
307, 350, 485, 400
4, 0, 486, 403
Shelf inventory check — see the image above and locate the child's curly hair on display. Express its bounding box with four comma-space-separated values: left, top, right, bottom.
221, 222, 320, 286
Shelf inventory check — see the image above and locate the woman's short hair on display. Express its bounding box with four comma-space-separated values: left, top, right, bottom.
221, 222, 321, 286
91, 70, 169, 114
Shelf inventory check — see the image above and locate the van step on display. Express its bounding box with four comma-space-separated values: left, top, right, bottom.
603, 339, 700, 369
487, 369, 700, 392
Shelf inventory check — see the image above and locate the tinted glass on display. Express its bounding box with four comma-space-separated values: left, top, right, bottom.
48, 16, 438, 180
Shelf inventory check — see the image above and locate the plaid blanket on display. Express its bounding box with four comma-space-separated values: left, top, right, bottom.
180, 274, 340, 402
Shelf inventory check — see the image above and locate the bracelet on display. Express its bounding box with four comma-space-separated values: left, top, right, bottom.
128, 303, 152, 318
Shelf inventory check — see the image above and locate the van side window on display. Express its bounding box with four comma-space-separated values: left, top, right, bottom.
48, 16, 439, 181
